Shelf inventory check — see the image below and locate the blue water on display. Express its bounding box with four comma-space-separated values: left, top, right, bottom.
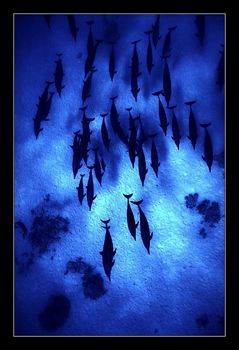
14, 14, 224, 336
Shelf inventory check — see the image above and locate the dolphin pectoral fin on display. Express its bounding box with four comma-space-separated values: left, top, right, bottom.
40, 128, 43, 132
93, 195, 97, 200
114, 70, 117, 74
83, 193, 86, 197
150, 232, 153, 239
100, 251, 103, 255
187, 136, 191, 140
112, 259, 115, 266
146, 169, 148, 174
113, 248, 116, 256
202, 156, 206, 161
135, 221, 139, 228
61, 85, 65, 89
172, 136, 175, 141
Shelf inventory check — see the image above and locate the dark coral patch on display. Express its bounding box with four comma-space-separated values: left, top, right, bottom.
82, 267, 107, 300
185, 193, 199, 209
38, 294, 71, 331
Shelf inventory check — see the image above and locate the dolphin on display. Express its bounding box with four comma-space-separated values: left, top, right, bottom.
200, 123, 213, 172
123, 194, 138, 240
76, 174, 86, 205
130, 199, 153, 254
100, 219, 116, 281
152, 90, 169, 136
185, 101, 198, 150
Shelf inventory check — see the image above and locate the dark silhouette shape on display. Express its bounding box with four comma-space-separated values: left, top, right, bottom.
86, 165, 97, 211
162, 26, 177, 57
84, 38, 103, 78
70, 131, 83, 178
100, 219, 116, 281
185, 101, 198, 150
123, 194, 138, 240
86, 20, 94, 55
93, 148, 104, 186
109, 42, 117, 81
137, 114, 147, 144
34, 81, 54, 139
29, 209, 69, 254
195, 15, 205, 46
152, 15, 160, 48
149, 133, 160, 177
162, 55, 172, 107
76, 174, 86, 205
152, 90, 169, 136
131, 200, 153, 254
67, 15, 79, 42
200, 123, 213, 172
110, 96, 119, 135
126, 108, 138, 168
33, 116, 43, 139
100, 113, 110, 151
130, 40, 141, 101
216, 44, 224, 90
38, 294, 71, 331
82, 267, 107, 299
185, 193, 199, 209
131, 39, 141, 75
82, 67, 97, 105
197, 200, 221, 227
137, 140, 148, 186
131, 71, 141, 102
144, 30, 154, 75
15, 221, 28, 239
168, 105, 181, 150
54, 54, 65, 97
101, 156, 106, 172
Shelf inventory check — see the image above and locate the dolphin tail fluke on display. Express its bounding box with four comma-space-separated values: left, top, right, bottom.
100, 219, 110, 225
110, 95, 118, 101
86, 20, 94, 26
126, 107, 132, 112
130, 199, 143, 206
100, 112, 108, 117
123, 193, 133, 199
168, 105, 177, 110
200, 123, 211, 128
131, 39, 141, 45
87, 165, 94, 170
152, 90, 164, 97
80, 174, 85, 177
168, 26, 177, 32
185, 100, 196, 106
